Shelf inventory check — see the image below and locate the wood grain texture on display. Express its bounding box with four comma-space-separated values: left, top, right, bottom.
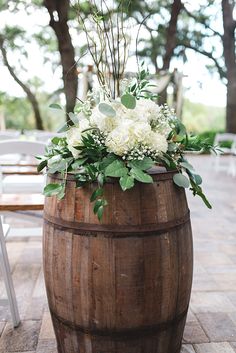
43, 172, 193, 353
0, 194, 44, 211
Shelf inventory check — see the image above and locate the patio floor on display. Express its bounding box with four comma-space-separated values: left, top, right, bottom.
0, 154, 236, 353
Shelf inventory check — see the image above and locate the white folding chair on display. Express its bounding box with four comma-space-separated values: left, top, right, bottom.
0, 131, 20, 141
0, 220, 19, 327
228, 140, 236, 177
24, 130, 63, 143
212, 133, 236, 173
0, 140, 46, 194
0, 140, 46, 327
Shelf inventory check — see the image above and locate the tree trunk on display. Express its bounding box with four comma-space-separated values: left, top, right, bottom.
44, 0, 78, 116
222, 0, 236, 132
159, 0, 183, 105
226, 81, 236, 132
0, 36, 44, 130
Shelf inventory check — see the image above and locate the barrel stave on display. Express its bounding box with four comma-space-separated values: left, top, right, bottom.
43, 172, 193, 353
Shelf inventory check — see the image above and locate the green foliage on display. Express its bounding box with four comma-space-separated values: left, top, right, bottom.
98, 103, 116, 117
125, 64, 158, 100
93, 198, 108, 221
121, 94, 136, 109
49, 104, 63, 110
197, 131, 233, 149
119, 175, 135, 191
90, 188, 103, 202
0, 94, 33, 130
105, 160, 128, 177
172, 156, 212, 208
130, 167, 153, 183
128, 157, 155, 170
183, 99, 225, 134
40, 134, 157, 220
43, 183, 64, 197
173, 173, 190, 188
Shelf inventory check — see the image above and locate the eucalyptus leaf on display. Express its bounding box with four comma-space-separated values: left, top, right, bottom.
98, 102, 116, 117
193, 174, 202, 185
121, 93, 136, 109
173, 173, 190, 188
49, 103, 63, 110
68, 112, 79, 125
57, 122, 69, 133
180, 161, 195, 173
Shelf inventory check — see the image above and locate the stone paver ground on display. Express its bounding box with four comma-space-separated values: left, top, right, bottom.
0, 155, 235, 352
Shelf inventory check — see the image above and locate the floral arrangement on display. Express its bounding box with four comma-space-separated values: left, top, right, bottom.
38, 66, 214, 220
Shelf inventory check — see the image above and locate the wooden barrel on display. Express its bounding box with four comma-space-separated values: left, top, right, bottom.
43, 171, 193, 353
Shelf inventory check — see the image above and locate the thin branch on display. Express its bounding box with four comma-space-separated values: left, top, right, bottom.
136, 14, 152, 72
0, 35, 43, 129
180, 41, 226, 79
183, 6, 223, 38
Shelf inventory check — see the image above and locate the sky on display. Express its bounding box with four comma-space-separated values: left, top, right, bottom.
0, 3, 227, 108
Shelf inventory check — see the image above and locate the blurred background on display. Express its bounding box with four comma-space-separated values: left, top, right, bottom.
0, 0, 234, 146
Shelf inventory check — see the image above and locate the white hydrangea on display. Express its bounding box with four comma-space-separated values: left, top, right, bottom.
147, 131, 168, 153
135, 98, 160, 122
105, 119, 136, 156
130, 122, 152, 142
66, 118, 90, 158
90, 106, 118, 133
105, 119, 168, 157
78, 117, 90, 131
67, 97, 171, 159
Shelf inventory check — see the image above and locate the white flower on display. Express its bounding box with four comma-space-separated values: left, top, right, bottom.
66, 118, 90, 158
105, 120, 136, 156
135, 98, 160, 122
66, 97, 170, 159
90, 105, 118, 133
66, 127, 82, 158
130, 122, 152, 142
79, 117, 90, 131
147, 131, 168, 153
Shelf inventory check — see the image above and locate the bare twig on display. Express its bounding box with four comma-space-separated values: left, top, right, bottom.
76, 0, 130, 99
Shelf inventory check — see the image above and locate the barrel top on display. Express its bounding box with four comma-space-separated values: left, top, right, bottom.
49, 169, 177, 183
